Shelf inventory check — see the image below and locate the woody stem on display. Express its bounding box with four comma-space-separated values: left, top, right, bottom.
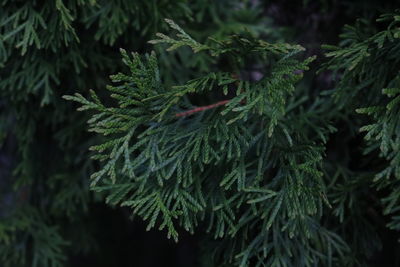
175, 99, 230, 117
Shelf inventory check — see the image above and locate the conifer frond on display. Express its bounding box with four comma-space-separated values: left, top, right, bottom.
324, 10, 400, 236
65, 20, 348, 266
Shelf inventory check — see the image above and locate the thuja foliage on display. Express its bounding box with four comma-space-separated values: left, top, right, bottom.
323, 11, 400, 236
3, 0, 400, 266
67, 9, 400, 266
0, 1, 270, 266
66, 19, 346, 266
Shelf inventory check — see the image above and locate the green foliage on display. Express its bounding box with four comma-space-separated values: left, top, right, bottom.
0, 208, 69, 267
3, 1, 400, 266
324, 11, 400, 236
0, 1, 273, 266
66, 20, 351, 266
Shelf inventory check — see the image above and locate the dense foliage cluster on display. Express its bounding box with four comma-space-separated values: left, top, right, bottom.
1, 1, 400, 266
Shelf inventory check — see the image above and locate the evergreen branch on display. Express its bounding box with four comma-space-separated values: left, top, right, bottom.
64, 17, 347, 266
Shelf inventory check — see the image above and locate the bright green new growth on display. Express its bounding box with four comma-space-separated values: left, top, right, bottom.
65, 20, 349, 266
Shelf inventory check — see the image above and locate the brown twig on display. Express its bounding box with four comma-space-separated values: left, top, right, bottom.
175, 99, 230, 117
175, 73, 241, 118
